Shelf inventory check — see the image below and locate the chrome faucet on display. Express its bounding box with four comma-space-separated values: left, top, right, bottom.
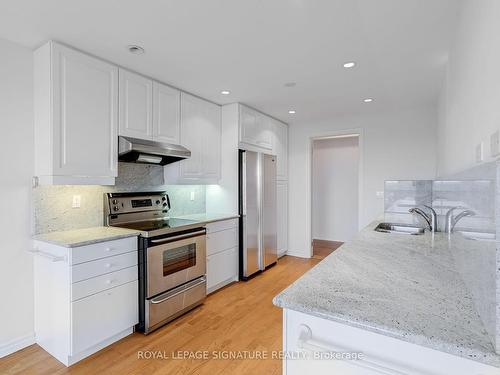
408, 205, 438, 232
445, 207, 475, 233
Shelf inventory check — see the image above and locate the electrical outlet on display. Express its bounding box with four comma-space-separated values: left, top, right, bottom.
491, 131, 500, 157
72, 195, 81, 208
190, 191, 195, 201
475, 142, 484, 163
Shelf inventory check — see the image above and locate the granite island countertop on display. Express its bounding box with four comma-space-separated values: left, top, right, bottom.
33, 227, 141, 247
273, 221, 500, 367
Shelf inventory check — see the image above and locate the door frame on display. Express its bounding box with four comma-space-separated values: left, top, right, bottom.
307, 128, 364, 257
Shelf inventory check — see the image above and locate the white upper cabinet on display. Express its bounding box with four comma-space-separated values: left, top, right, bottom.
271, 119, 288, 180
34, 41, 118, 185
239, 105, 272, 150
152, 82, 180, 144
165, 93, 221, 183
118, 69, 153, 140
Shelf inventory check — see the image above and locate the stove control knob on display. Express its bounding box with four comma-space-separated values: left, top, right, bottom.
162, 196, 166, 201
163, 203, 168, 207
156, 200, 161, 205
113, 206, 119, 212
112, 199, 118, 204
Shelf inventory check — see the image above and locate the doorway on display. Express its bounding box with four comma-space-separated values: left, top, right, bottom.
311, 135, 360, 259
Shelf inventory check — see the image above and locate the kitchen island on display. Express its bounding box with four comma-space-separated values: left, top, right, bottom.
273, 221, 500, 374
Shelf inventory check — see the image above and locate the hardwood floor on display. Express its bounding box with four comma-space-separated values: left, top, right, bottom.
0, 256, 319, 375
312, 239, 343, 260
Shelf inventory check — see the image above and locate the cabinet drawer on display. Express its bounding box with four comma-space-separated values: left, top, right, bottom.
71, 280, 138, 355
70, 237, 137, 265
206, 227, 238, 256
206, 218, 238, 234
71, 266, 138, 301
207, 247, 238, 290
71, 251, 137, 283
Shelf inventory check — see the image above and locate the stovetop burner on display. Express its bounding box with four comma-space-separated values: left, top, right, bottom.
113, 218, 199, 232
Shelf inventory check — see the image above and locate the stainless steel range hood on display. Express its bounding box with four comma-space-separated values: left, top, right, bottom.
118, 136, 190, 166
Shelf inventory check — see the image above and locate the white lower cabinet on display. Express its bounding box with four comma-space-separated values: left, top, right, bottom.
284, 309, 499, 375
71, 280, 138, 355
33, 237, 139, 366
205, 219, 239, 293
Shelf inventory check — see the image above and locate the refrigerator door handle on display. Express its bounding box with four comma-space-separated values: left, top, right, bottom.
242, 152, 247, 216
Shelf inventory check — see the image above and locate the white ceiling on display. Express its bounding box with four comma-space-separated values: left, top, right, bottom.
0, 0, 458, 124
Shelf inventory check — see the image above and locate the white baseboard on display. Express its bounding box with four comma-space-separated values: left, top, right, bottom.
0, 333, 36, 358
285, 251, 311, 259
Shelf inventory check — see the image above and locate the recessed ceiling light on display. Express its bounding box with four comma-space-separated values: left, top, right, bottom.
220, 90, 231, 95
288, 110, 296, 114
343, 62, 356, 68
363, 98, 374, 103
127, 45, 145, 55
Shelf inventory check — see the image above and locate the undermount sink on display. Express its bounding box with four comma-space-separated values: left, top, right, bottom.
374, 222, 426, 235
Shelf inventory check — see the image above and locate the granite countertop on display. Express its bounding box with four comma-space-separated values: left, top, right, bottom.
33, 227, 141, 248
33, 213, 238, 247
171, 212, 239, 224
273, 221, 500, 367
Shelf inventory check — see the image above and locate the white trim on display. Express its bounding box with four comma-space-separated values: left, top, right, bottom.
285, 251, 311, 259
308, 128, 364, 258
0, 333, 36, 358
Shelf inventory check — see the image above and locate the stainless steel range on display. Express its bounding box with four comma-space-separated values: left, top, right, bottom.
105, 192, 207, 334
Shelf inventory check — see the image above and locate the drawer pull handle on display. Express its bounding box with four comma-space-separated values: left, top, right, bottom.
297, 324, 414, 375
105, 247, 114, 252
105, 263, 114, 268
105, 279, 115, 284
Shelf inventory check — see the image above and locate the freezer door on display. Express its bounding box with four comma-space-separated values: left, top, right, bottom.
241, 150, 261, 277
262, 154, 277, 268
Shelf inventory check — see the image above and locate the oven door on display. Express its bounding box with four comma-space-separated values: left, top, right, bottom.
147, 229, 206, 298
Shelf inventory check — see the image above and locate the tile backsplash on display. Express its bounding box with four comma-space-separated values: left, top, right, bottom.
33, 163, 206, 234
384, 179, 495, 232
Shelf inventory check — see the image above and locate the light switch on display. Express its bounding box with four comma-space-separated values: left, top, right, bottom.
491, 131, 500, 157
190, 191, 195, 201
72, 195, 81, 208
475, 142, 484, 163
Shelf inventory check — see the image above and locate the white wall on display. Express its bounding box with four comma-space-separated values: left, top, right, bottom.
0, 38, 34, 356
437, 0, 500, 176
312, 136, 359, 243
288, 106, 437, 257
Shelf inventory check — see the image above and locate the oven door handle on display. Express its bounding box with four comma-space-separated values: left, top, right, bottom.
150, 277, 206, 304
150, 229, 206, 245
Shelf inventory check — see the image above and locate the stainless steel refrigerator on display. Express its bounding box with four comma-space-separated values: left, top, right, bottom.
239, 150, 278, 280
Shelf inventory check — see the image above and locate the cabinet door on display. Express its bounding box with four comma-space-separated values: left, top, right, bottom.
51, 43, 118, 178
152, 82, 180, 143
277, 182, 288, 256
239, 105, 259, 145
71, 280, 138, 355
201, 100, 221, 181
119, 69, 153, 139
256, 114, 273, 150
178, 93, 205, 179
273, 120, 288, 180
207, 247, 238, 292
178, 93, 221, 182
